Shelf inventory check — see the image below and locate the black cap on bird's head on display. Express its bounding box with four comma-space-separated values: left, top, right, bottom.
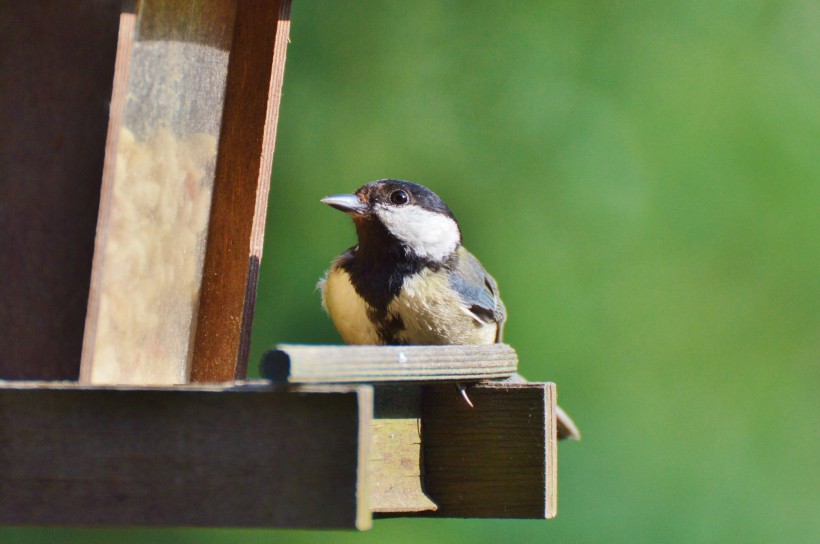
321, 179, 462, 263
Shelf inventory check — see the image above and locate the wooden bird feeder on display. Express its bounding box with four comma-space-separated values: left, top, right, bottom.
0, 0, 564, 530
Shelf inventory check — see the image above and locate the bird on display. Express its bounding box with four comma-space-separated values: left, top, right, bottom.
318, 179, 579, 440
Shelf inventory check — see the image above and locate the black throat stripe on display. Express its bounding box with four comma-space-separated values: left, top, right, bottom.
340, 217, 453, 343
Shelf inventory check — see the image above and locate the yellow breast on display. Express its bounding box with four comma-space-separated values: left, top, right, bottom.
319, 267, 381, 344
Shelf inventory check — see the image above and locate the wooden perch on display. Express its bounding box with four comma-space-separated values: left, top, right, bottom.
261, 344, 518, 383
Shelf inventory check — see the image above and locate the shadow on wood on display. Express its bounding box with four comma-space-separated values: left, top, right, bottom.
0, 1, 121, 380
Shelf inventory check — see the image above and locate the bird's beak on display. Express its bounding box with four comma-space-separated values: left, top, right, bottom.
321, 193, 369, 216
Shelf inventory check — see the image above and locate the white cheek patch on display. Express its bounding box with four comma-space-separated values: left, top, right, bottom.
377, 204, 460, 261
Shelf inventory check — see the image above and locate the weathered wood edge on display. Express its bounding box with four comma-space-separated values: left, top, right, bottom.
545, 381, 558, 518
0, 380, 348, 393
190, 0, 292, 382
357, 384, 375, 529
78, 4, 136, 383
261, 344, 518, 383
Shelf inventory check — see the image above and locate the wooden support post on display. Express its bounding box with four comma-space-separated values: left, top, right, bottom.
0, 382, 373, 530
191, 0, 292, 382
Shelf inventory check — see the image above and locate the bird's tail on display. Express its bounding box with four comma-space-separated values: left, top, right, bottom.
556, 405, 581, 441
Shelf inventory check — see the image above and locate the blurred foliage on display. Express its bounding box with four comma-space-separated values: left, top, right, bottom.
6, 0, 818, 542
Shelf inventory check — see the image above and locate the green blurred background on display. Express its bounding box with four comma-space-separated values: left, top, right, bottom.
6, 0, 818, 542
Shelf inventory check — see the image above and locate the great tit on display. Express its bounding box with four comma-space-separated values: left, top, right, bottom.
319, 179, 580, 440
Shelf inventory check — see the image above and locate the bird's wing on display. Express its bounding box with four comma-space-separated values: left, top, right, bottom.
449, 247, 507, 341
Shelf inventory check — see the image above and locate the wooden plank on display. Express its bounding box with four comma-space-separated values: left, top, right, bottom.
0, 382, 372, 530
421, 382, 558, 519
79, 3, 138, 383
190, 0, 292, 382
0, 1, 122, 379
261, 344, 518, 383
370, 386, 437, 513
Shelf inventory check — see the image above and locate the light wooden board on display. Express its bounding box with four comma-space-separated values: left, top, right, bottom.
370, 386, 437, 513
262, 344, 518, 383
0, 382, 372, 529
78, 1, 137, 383
421, 382, 558, 519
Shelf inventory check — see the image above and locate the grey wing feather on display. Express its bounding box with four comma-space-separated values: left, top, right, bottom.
449, 248, 507, 342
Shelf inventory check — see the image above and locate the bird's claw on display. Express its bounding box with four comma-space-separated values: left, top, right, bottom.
457, 383, 474, 408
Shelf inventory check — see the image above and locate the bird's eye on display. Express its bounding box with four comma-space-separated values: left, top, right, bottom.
389, 190, 409, 205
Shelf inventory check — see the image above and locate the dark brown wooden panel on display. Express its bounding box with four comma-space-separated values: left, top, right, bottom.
191, 0, 292, 382
0, 382, 372, 529
422, 382, 558, 518
0, 1, 122, 379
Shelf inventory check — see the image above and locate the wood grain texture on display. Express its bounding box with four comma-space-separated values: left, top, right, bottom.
0, 1, 121, 379
0, 381, 372, 529
138, 0, 235, 46
370, 386, 437, 513
191, 0, 292, 382
79, 0, 239, 385
421, 382, 558, 519
261, 344, 518, 383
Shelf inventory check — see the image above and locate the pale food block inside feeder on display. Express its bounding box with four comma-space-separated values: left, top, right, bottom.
90, 127, 216, 384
